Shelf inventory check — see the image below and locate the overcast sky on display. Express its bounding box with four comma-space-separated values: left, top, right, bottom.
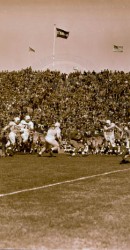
0, 0, 130, 73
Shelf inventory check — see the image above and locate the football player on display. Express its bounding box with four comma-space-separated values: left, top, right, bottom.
38, 122, 62, 156
3, 117, 22, 154
120, 122, 130, 164
103, 119, 123, 153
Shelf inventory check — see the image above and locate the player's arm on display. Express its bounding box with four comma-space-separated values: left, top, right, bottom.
115, 125, 122, 132
29, 122, 34, 130
3, 124, 10, 131
115, 124, 123, 137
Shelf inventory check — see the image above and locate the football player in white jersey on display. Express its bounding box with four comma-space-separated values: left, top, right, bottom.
3, 117, 22, 151
103, 120, 123, 152
20, 115, 34, 144
120, 122, 130, 164
19, 115, 34, 153
38, 122, 62, 156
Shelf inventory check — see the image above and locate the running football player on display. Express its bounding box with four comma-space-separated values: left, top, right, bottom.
38, 122, 62, 156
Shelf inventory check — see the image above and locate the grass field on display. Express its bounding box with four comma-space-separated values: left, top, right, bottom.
0, 154, 130, 250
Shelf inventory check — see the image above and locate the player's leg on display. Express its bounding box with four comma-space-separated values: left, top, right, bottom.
9, 131, 16, 146
44, 138, 60, 156
51, 139, 60, 153
21, 132, 30, 152
38, 141, 50, 156
120, 144, 130, 164
5, 132, 16, 156
110, 137, 117, 154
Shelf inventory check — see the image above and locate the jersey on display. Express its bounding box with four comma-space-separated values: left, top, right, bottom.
103, 123, 116, 139
45, 127, 61, 140
20, 120, 34, 133
3, 121, 22, 134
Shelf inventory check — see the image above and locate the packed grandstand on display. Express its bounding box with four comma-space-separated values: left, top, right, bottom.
0, 67, 130, 157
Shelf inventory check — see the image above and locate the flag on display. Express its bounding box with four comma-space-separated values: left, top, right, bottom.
113, 45, 123, 52
56, 28, 69, 39
29, 47, 35, 52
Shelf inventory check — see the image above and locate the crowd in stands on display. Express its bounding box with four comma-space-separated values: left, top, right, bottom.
0, 67, 130, 140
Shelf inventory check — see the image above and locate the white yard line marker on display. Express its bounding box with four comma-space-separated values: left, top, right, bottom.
0, 168, 130, 198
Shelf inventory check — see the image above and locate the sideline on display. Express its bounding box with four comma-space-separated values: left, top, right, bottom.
0, 168, 130, 198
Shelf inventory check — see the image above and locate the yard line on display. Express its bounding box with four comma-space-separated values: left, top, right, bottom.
0, 168, 130, 198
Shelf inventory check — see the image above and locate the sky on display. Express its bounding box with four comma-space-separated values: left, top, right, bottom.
0, 0, 130, 73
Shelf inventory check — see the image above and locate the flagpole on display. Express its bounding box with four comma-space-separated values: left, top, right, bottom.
52, 24, 56, 70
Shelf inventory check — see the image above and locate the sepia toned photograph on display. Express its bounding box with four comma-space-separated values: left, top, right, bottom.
0, 0, 130, 250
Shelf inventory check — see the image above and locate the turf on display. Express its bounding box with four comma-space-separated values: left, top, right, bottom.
0, 154, 130, 250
